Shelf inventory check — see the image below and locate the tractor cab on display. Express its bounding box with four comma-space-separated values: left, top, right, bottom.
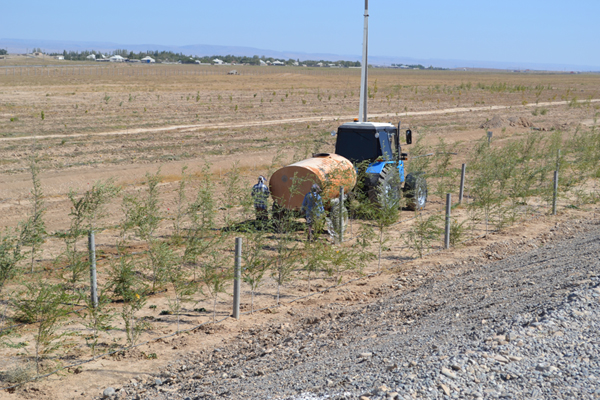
334, 122, 400, 164
334, 121, 412, 183
333, 121, 424, 209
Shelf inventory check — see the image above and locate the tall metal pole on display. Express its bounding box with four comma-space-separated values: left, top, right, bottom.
358, 0, 369, 123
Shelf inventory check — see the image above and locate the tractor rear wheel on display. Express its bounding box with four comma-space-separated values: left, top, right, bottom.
367, 164, 401, 208
404, 172, 427, 211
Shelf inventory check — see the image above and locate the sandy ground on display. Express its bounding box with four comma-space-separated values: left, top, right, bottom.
1, 68, 599, 399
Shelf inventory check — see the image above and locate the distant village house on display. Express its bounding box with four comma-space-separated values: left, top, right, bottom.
109, 55, 125, 62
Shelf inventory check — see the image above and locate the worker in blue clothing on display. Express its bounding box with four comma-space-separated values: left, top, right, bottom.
301, 184, 325, 241
251, 176, 270, 221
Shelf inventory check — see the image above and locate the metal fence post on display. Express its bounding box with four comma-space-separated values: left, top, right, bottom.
339, 186, 344, 244
444, 194, 451, 249
459, 163, 466, 205
88, 230, 98, 309
552, 170, 559, 216
233, 237, 242, 320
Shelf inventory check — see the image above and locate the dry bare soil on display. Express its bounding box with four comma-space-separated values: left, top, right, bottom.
0, 63, 599, 399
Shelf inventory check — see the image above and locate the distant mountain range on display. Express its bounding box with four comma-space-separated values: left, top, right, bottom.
1, 37, 599, 72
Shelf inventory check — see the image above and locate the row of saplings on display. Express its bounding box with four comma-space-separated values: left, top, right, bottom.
0, 160, 402, 381
2, 128, 600, 381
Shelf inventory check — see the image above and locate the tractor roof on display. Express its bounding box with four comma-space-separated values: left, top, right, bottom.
338, 121, 396, 130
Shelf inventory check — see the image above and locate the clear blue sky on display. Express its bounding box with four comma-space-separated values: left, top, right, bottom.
3, 0, 599, 67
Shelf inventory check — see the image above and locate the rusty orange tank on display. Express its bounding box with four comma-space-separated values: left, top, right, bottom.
269, 153, 357, 211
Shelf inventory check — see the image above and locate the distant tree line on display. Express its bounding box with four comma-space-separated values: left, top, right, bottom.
24, 48, 441, 69
391, 63, 426, 69
303, 59, 361, 67
390, 63, 446, 70
0, 49, 8, 55
43, 49, 361, 66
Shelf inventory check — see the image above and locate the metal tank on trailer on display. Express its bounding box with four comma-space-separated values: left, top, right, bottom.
269, 153, 357, 211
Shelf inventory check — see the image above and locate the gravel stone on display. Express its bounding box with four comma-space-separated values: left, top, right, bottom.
102, 387, 115, 398
441, 367, 457, 379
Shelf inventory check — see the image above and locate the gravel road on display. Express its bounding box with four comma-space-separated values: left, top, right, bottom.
105, 220, 600, 400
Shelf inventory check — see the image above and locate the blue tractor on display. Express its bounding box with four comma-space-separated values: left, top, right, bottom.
333, 121, 427, 210
329, 1, 427, 211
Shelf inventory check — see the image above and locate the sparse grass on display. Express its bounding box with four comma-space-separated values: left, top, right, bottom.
0, 363, 35, 384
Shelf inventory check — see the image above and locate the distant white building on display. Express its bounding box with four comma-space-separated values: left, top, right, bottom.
86, 54, 96, 60
141, 56, 155, 63
55, 55, 64, 60
259, 60, 267, 66
213, 58, 224, 65
109, 55, 125, 62
272, 60, 285, 66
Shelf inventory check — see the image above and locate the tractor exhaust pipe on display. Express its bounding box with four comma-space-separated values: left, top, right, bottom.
358, 0, 369, 123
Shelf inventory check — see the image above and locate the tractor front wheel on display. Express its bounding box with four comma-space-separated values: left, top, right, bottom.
403, 172, 427, 211
367, 164, 401, 208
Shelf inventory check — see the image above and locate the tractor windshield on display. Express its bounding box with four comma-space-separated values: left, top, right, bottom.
334, 128, 380, 163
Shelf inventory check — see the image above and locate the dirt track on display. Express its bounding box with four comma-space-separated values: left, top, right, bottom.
2, 99, 598, 143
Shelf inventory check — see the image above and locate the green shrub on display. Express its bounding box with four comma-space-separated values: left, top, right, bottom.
0, 228, 23, 296
242, 230, 273, 313
199, 248, 231, 323
121, 170, 162, 242
78, 292, 115, 356
12, 281, 72, 375
20, 157, 46, 273
404, 213, 442, 258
